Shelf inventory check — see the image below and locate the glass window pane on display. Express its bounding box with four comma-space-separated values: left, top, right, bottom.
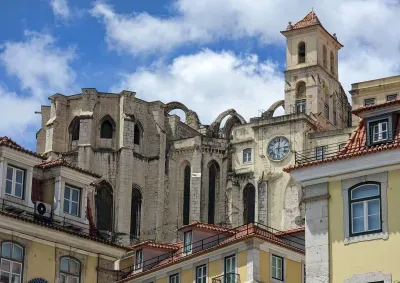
63, 200, 70, 213
14, 184, 22, 198
60, 258, 69, 272
6, 181, 12, 195
71, 202, 78, 216
64, 187, 70, 199
1, 259, 11, 272
382, 132, 388, 140
381, 122, 387, 131
368, 214, 381, 230
72, 190, 79, 202
6, 167, 13, 180
11, 262, 21, 274
351, 185, 379, 199
368, 199, 380, 215
352, 217, 364, 233
12, 245, 22, 262
60, 274, 66, 283
11, 274, 20, 283
0, 272, 10, 283
67, 277, 79, 283
352, 202, 364, 218
2, 243, 11, 258
70, 259, 80, 275
15, 171, 23, 184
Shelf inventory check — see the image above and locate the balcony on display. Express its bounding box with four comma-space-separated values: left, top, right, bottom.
212, 273, 240, 283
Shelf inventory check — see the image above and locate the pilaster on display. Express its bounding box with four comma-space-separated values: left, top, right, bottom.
257, 181, 268, 225
190, 145, 202, 223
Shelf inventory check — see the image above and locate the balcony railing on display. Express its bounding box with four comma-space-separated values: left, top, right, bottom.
212, 273, 240, 283
116, 223, 305, 280
0, 197, 138, 245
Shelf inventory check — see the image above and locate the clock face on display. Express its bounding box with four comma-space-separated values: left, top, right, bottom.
267, 137, 290, 161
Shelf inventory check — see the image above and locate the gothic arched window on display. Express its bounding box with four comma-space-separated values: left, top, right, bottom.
323, 45, 327, 68
183, 165, 191, 225
298, 41, 306, 64
70, 118, 80, 141
95, 183, 113, 232
243, 184, 256, 224
134, 123, 142, 145
208, 161, 220, 224
330, 51, 335, 74
131, 187, 142, 237
100, 120, 113, 139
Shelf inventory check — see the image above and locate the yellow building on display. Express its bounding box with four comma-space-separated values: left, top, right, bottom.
286, 98, 400, 282
0, 137, 130, 283
114, 222, 305, 283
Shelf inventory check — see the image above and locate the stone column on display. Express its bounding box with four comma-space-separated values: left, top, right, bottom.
304, 183, 329, 283
257, 180, 268, 225
246, 241, 260, 282
190, 144, 202, 223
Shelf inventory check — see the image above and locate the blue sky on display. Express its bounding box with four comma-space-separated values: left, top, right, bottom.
0, 0, 399, 151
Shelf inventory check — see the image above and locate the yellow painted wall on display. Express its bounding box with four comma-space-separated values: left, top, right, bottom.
26, 241, 56, 282
329, 171, 400, 282
208, 258, 222, 281
259, 250, 270, 282
237, 250, 247, 281
156, 277, 167, 283
85, 255, 98, 283
181, 268, 192, 283
286, 259, 302, 283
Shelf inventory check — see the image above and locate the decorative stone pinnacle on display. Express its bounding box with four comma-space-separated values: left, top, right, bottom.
287, 21, 293, 30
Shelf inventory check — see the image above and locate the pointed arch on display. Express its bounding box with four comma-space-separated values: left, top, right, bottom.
134, 121, 143, 145
131, 185, 142, 237
330, 51, 335, 74
208, 160, 220, 224
99, 115, 115, 139
298, 41, 306, 64
323, 45, 327, 68
183, 163, 191, 225
69, 117, 80, 141
243, 183, 255, 224
95, 181, 113, 232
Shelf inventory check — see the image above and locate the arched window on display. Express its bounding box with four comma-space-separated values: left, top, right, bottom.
296, 81, 306, 98
208, 161, 220, 224
100, 120, 113, 139
134, 123, 142, 145
333, 92, 337, 126
183, 165, 191, 225
349, 183, 381, 236
322, 45, 327, 68
330, 51, 335, 74
298, 42, 306, 64
70, 118, 80, 141
95, 183, 113, 232
60, 257, 81, 283
243, 184, 255, 224
131, 187, 142, 237
1, 242, 23, 282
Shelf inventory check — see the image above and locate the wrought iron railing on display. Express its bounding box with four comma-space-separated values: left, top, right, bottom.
0, 197, 138, 245
116, 223, 305, 280
212, 273, 240, 283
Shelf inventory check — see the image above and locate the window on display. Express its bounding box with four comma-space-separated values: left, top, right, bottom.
243, 148, 252, 163
131, 187, 142, 237
5, 166, 24, 199
272, 255, 284, 281
95, 184, 113, 232
315, 146, 326, 161
224, 255, 236, 281
333, 111, 337, 126
330, 51, 335, 74
100, 120, 113, 139
169, 273, 179, 283
364, 98, 376, 106
135, 250, 143, 270
0, 242, 23, 283
60, 257, 80, 283
322, 45, 327, 68
63, 186, 80, 216
70, 120, 80, 141
183, 231, 192, 255
183, 165, 191, 225
296, 81, 306, 98
348, 109, 352, 127
387, 94, 397, 102
243, 184, 255, 224
208, 162, 219, 224
134, 124, 141, 145
339, 143, 346, 151
298, 42, 306, 64
296, 99, 306, 114
370, 120, 388, 143
196, 265, 207, 283
350, 183, 381, 236
324, 103, 329, 119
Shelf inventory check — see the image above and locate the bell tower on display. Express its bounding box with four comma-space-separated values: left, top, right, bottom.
281, 11, 348, 130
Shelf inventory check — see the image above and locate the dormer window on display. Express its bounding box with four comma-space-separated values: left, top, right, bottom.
6, 165, 25, 199
183, 231, 192, 255
135, 249, 143, 270
371, 120, 388, 143
364, 98, 376, 106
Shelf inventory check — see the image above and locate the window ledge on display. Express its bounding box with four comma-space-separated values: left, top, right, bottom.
344, 231, 388, 245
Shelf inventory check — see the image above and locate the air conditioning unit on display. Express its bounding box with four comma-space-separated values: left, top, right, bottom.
34, 201, 52, 219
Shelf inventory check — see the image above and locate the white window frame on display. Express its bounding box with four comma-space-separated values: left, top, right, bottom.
372, 121, 388, 142
169, 273, 179, 283
183, 231, 192, 255
0, 242, 24, 283
364, 98, 376, 106
5, 165, 24, 199
135, 249, 143, 270
59, 257, 80, 283
243, 148, 252, 164
271, 254, 284, 281
315, 146, 326, 161
63, 185, 80, 216
295, 99, 306, 114
386, 94, 397, 102
196, 264, 207, 283
224, 254, 236, 281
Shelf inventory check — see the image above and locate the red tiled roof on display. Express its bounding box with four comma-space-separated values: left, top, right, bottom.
291, 11, 320, 29
353, 99, 400, 116
275, 226, 305, 236
130, 240, 180, 251
36, 157, 101, 178
178, 221, 235, 234
284, 117, 400, 173
0, 136, 46, 159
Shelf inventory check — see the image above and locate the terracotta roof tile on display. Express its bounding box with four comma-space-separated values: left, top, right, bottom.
178, 221, 235, 234
291, 11, 320, 30
275, 226, 305, 236
36, 157, 101, 178
353, 99, 400, 116
0, 136, 46, 159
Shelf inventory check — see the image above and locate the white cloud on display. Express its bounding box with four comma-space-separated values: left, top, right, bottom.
114, 49, 283, 124
50, 0, 70, 19
0, 31, 76, 140
92, 0, 400, 92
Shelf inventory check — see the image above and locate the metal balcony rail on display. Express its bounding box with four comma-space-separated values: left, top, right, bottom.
116, 223, 305, 280
212, 273, 240, 283
0, 197, 138, 245
294, 130, 399, 165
